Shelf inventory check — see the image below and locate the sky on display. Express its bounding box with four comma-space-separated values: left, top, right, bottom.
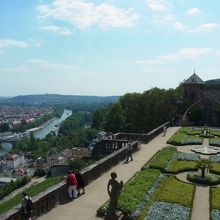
0, 0, 220, 96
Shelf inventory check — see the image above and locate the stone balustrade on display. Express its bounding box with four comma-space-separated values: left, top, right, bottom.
0, 121, 169, 220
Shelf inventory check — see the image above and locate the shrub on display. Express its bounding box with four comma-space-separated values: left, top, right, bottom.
145, 201, 190, 220
187, 172, 220, 185
142, 147, 177, 172
0, 176, 30, 200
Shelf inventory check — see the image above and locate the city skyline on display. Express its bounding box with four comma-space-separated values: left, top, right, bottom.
1, 0, 220, 96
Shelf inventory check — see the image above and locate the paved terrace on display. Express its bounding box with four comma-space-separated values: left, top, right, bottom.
39, 127, 179, 220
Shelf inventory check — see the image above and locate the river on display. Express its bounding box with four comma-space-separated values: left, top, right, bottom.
0, 109, 72, 156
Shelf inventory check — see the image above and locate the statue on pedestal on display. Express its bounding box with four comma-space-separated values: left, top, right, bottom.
105, 172, 123, 220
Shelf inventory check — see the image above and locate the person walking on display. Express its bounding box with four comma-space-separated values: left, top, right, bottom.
66, 170, 78, 199
126, 142, 133, 162
21, 192, 33, 220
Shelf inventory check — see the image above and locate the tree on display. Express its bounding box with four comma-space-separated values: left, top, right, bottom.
0, 123, 10, 132
197, 159, 212, 178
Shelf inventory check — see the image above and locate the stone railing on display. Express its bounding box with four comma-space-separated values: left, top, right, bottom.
0, 122, 169, 220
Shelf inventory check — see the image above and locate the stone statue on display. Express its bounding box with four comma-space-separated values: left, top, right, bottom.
105, 172, 123, 220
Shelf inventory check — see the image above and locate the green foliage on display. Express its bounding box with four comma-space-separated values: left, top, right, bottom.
0, 176, 30, 200
210, 137, 220, 147
187, 172, 220, 185
155, 176, 194, 207
69, 157, 95, 171
118, 169, 161, 215
210, 163, 220, 175
34, 169, 46, 177
143, 147, 177, 172
167, 127, 202, 145
211, 187, 220, 210
0, 123, 10, 132
167, 161, 198, 174
197, 159, 212, 178
92, 86, 183, 133
97, 169, 161, 217
0, 177, 63, 215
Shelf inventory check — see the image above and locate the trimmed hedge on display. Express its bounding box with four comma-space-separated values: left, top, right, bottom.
142, 147, 177, 172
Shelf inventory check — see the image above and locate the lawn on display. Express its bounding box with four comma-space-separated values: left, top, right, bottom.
210, 163, 220, 175
167, 161, 198, 174
0, 176, 63, 215
211, 187, 220, 210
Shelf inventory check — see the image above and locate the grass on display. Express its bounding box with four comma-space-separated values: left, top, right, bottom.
156, 176, 194, 207
142, 147, 177, 172
211, 187, 220, 210
136, 176, 195, 220
0, 176, 63, 215
167, 128, 202, 146
167, 160, 198, 174
210, 163, 220, 175
97, 169, 161, 217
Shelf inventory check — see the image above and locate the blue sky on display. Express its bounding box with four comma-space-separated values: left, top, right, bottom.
0, 0, 220, 96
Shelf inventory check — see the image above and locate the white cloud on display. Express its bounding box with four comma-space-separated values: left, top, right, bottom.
37, 0, 139, 29
187, 8, 201, 15
0, 65, 30, 73
0, 39, 27, 49
191, 22, 219, 32
40, 25, 72, 35
28, 59, 71, 70
146, 0, 171, 12
136, 48, 213, 64
174, 22, 187, 30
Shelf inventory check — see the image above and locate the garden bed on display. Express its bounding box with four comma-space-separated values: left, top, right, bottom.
142, 147, 177, 172
137, 176, 195, 220
96, 169, 161, 218
211, 187, 220, 220
167, 128, 202, 146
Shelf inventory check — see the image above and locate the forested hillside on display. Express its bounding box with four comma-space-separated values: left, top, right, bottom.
92, 85, 183, 133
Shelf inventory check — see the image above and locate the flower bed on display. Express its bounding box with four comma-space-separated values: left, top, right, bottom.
167, 161, 198, 174
210, 155, 220, 163
210, 137, 220, 147
145, 201, 190, 220
177, 152, 200, 161
156, 176, 194, 207
96, 169, 161, 217
142, 147, 177, 172
211, 209, 220, 220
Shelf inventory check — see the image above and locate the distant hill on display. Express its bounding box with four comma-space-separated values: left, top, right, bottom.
1, 94, 119, 106
205, 79, 220, 85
